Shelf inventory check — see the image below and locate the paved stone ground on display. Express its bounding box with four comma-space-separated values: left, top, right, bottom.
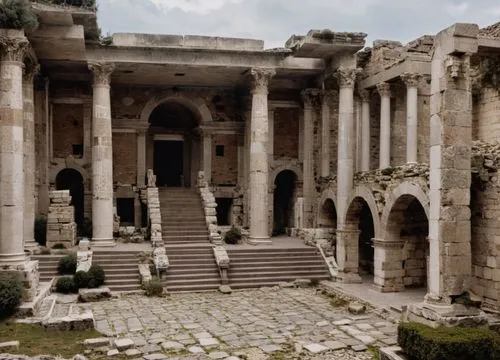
83, 288, 397, 359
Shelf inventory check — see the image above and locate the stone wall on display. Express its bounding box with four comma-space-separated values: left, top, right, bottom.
211, 134, 238, 185
274, 107, 299, 159
472, 87, 500, 142
52, 103, 84, 159
113, 132, 137, 185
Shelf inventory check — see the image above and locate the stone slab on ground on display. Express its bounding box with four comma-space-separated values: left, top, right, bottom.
0, 341, 20, 351
84, 338, 110, 348
78, 288, 112, 303
304, 343, 329, 353
114, 338, 134, 351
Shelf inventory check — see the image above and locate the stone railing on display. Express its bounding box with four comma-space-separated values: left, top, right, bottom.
153, 247, 169, 279
197, 171, 222, 245
316, 240, 338, 279
145, 169, 163, 247
295, 228, 336, 247
213, 246, 230, 285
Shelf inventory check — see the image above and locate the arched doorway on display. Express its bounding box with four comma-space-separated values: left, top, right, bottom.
318, 199, 337, 229
273, 170, 297, 236
148, 101, 200, 187
386, 195, 429, 289
55, 168, 84, 228
345, 197, 375, 280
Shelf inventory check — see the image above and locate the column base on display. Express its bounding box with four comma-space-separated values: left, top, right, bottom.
404, 302, 488, 328
0, 252, 27, 267
91, 238, 116, 248
336, 271, 362, 284
247, 237, 272, 246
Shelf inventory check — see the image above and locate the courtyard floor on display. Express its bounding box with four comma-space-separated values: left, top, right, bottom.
81, 287, 397, 359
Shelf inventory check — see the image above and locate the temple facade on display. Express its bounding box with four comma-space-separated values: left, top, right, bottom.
3, 2, 500, 313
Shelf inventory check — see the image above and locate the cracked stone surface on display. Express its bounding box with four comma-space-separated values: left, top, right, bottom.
81, 288, 395, 359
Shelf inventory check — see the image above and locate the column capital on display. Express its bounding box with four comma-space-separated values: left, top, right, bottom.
250, 68, 276, 95
334, 66, 362, 89
0, 36, 29, 62
358, 89, 371, 102
301, 88, 321, 108
376, 82, 391, 97
320, 90, 338, 107
401, 72, 421, 88
23, 57, 40, 83
88, 62, 115, 86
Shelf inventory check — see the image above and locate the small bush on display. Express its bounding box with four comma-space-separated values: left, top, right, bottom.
0, 274, 23, 318
52, 243, 66, 250
398, 322, 500, 360
224, 226, 242, 245
0, 0, 38, 30
34, 216, 47, 246
57, 253, 77, 275
78, 217, 92, 239
87, 264, 105, 288
144, 277, 164, 297
55, 276, 77, 294
73, 271, 90, 289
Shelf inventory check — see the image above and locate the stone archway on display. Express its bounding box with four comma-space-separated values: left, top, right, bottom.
272, 170, 298, 236
318, 198, 337, 229
55, 168, 85, 227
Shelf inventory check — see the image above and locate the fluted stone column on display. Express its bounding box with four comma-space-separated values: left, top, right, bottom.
248, 68, 275, 244
401, 72, 421, 164
320, 90, 336, 178
23, 58, 39, 252
89, 62, 115, 247
377, 83, 391, 169
359, 89, 371, 172
0, 35, 29, 265
301, 89, 319, 228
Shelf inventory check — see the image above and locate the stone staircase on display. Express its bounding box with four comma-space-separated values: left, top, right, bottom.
31, 254, 64, 282
226, 247, 330, 289
92, 251, 142, 292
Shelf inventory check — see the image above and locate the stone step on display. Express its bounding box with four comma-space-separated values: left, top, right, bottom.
164, 271, 219, 280
163, 277, 221, 286
93, 259, 139, 265
105, 277, 141, 285
105, 284, 142, 291
225, 256, 324, 263
226, 248, 318, 255
229, 274, 330, 285
166, 265, 218, 272
230, 264, 328, 272
166, 283, 221, 292
228, 269, 329, 279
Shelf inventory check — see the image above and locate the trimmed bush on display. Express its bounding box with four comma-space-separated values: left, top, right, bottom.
0, 274, 23, 318
34, 216, 47, 246
224, 227, 242, 245
87, 264, 105, 288
398, 322, 500, 360
0, 0, 38, 30
57, 253, 77, 275
73, 271, 90, 289
55, 276, 77, 294
144, 277, 164, 297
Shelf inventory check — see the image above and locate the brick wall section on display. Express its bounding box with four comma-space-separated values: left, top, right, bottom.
472, 88, 500, 141
52, 103, 84, 159
212, 134, 238, 185
113, 133, 137, 185
273, 107, 299, 159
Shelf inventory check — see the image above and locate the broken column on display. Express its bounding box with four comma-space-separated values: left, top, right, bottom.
248, 68, 275, 244
377, 82, 391, 169
46, 190, 77, 249
89, 62, 115, 247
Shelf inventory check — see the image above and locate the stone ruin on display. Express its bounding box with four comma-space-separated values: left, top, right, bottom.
46, 190, 77, 249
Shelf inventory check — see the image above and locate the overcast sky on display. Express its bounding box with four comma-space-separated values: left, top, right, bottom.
97, 0, 500, 49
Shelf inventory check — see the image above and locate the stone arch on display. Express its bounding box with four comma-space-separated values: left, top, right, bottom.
317, 188, 337, 228
53, 167, 86, 227
270, 164, 303, 188
140, 92, 213, 125
50, 162, 89, 189
345, 185, 381, 237
380, 181, 429, 239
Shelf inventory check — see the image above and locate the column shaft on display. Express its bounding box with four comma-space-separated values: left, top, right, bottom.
248, 68, 275, 243
320, 91, 336, 178
0, 36, 29, 265
89, 62, 115, 247
402, 73, 420, 164
377, 83, 391, 169
360, 90, 371, 172
202, 133, 212, 184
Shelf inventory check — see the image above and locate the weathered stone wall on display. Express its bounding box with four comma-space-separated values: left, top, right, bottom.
329, 94, 339, 174
472, 88, 500, 142
273, 107, 299, 159
390, 83, 407, 166
211, 134, 238, 185
52, 103, 84, 159
113, 132, 137, 185
46, 190, 77, 249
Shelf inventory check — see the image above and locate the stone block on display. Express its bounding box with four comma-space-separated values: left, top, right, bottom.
0, 341, 20, 351
84, 338, 110, 349
78, 287, 112, 303
114, 338, 134, 351
348, 302, 366, 315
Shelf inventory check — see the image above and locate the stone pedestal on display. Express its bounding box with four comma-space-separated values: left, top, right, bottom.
46, 190, 77, 249
405, 302, 487, 328
89, 62, 115, 247
401, 73, 420, 164
373, 239, 405, 292
359, 90, 371, 172
377, 82, 391, 169
247, 68, 275, 244
336, 229, 362, 283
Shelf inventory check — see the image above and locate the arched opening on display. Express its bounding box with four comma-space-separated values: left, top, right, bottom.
55, 168, 84, 228
273, 170, 297, 236
148, 101, 200, 187
318, 199, 337, 229
345, 197, 375, 280
386, 195, 429, 289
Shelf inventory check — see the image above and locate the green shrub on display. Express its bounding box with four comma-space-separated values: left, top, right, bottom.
73, 271, 90, 289
34, 216, 47, 246
87, 264, 105, 288
398, 322, 500, 360
55, 276, 77, 294
224, 226, 242, 245
48, 0, 96, 8
144, 277, 164, 297
0, 274, 23, 318
57, 253, 77, 275
0, 0, 38, 30
78, 217, 92, 239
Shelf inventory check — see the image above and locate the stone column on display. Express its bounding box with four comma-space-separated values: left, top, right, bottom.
301, 89, 319, 228
320, 90, 336, 178
268, 108, 274, 161
89, 62, 115, 247
336, 229, 362, 283
373, 239, 405, 292
248, 68, 275, 243
202, 132, 212, 185
137, 129, 147, 187
377, 82, 391, 169
359, 89, 371, 172
23, 57, 39, 252
335, 67, 359, 226
0, 34, 29, 265
401, 73, 421, 164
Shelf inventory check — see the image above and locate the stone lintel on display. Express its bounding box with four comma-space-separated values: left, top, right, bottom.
436, 23, 479, 55
360, 57, 431, 89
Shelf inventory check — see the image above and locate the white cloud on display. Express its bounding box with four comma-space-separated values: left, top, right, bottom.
148, 0, 243, 15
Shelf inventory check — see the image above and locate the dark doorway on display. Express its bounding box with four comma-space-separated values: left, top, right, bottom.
55, 168, 84, 228
358, 204, 375, 276
273, 170, 297, 236
216, 198, 233, 226
154, 140, 184, 187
